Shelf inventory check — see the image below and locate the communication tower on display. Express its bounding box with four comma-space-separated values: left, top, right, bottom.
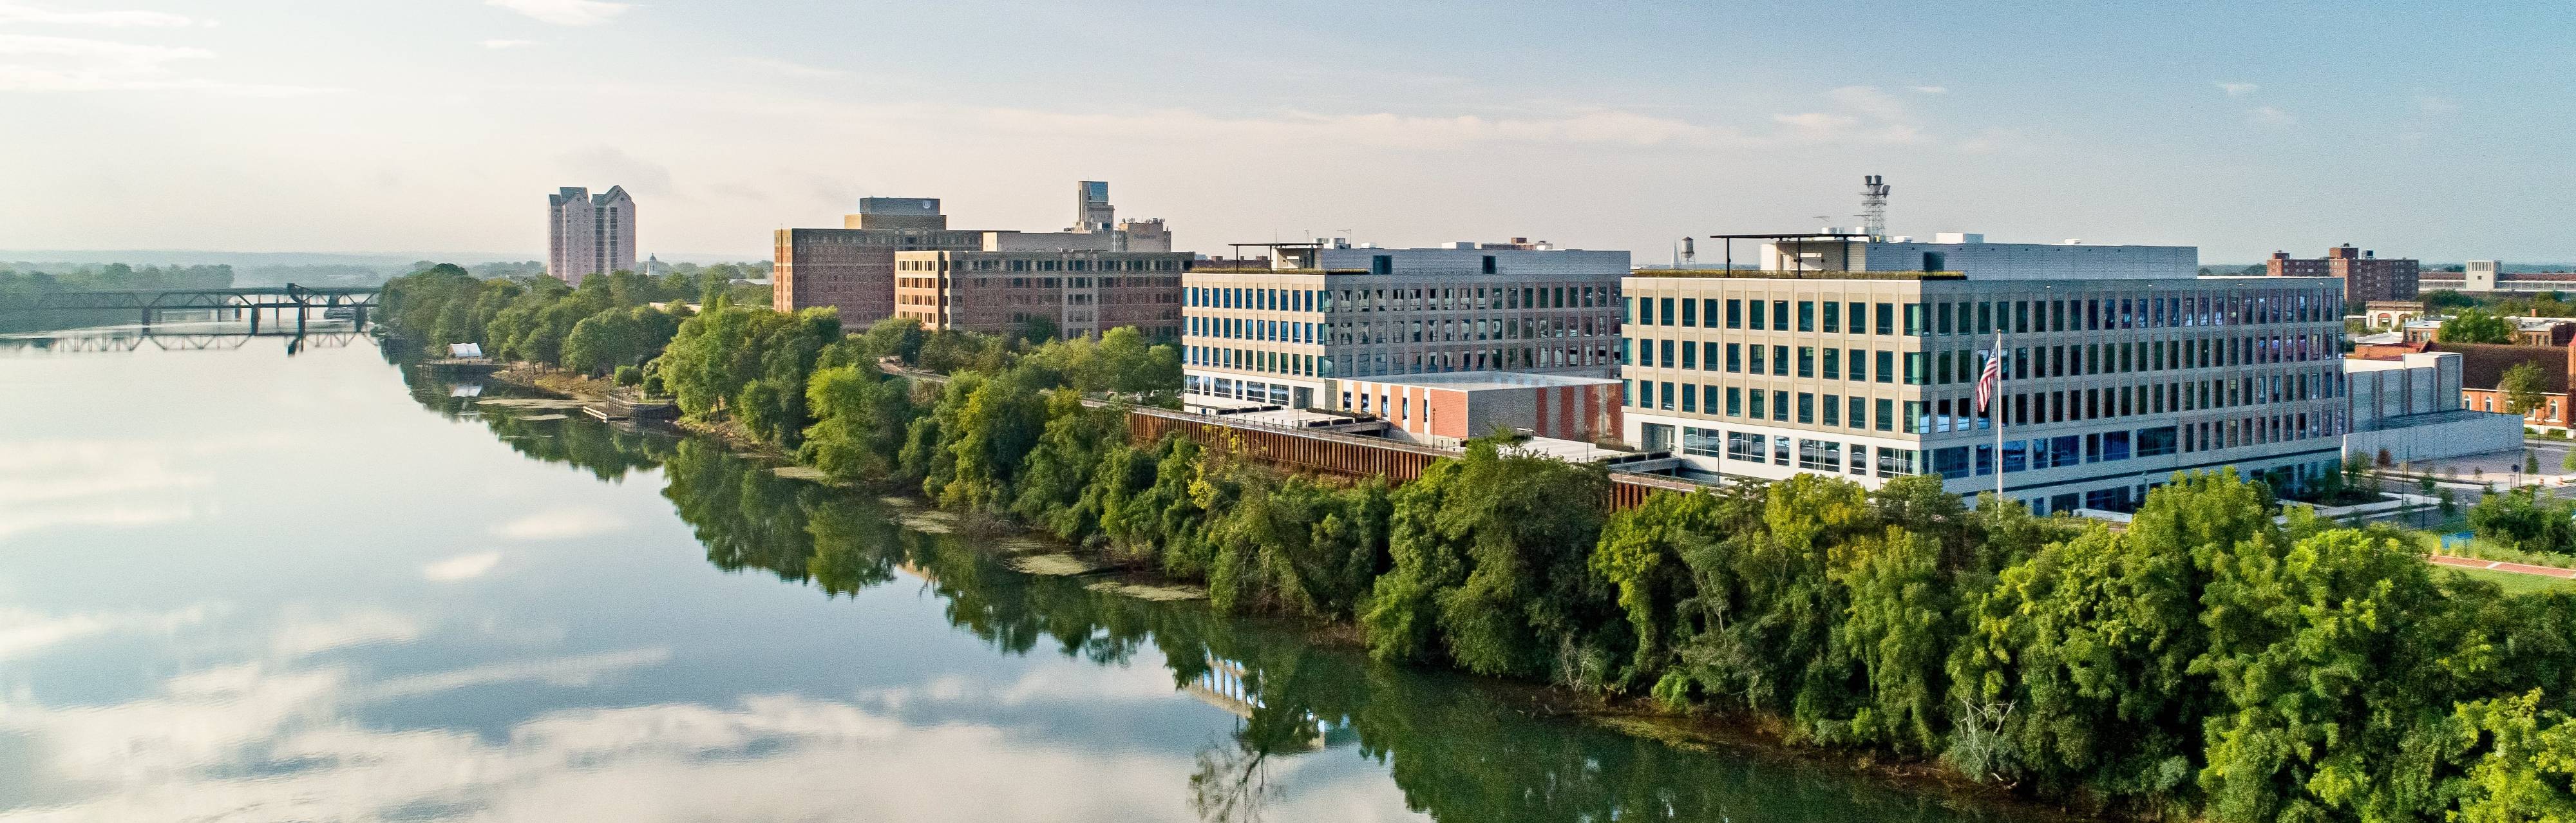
1859, 175, 1891, 240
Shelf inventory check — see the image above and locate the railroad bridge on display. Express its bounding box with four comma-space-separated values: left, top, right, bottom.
8, 283, 381, 333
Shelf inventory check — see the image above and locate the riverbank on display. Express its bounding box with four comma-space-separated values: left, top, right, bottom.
471, 355, 2072, 822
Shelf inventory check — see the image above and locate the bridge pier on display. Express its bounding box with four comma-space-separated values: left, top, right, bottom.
248, 306, 261, 333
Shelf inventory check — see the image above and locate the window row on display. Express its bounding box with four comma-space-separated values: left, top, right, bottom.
1187, 284, 1615, 313
1188, 345, 1611, 377
1624, 290, 2339, 336
1678, 428, 1922, 478
1626, 336, 2337, 385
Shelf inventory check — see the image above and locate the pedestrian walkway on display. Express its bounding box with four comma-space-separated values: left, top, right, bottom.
2427, 554, 2576, 580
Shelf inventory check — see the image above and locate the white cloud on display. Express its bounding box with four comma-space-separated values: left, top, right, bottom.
490, 507, 626, 540
0, 2, 196, 27
2217, 81, 2260, 97
487, 0, 631, 26
0, 438, 214, 537
737, 56, 845, 78
480, 38, 539, 50
2248, 105, 2297, 127
0, 604, 209, 661
0, 32, 325, 95
368, 647, 670, 698
1909, 85, 1947, 94
2416, 95, 2459, 115
423, 550, 504, 582
1765, 85, 1929, 144
270, 608, 423, 658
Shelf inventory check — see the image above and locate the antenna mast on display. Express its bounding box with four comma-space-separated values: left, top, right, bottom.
1859, 175, 1891, 240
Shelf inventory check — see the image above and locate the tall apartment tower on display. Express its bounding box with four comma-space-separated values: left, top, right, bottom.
547, 185, 636, 283
1623, 234, 2345, 516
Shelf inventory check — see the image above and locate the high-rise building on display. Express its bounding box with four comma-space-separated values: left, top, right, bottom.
547, 185, 635, 283
2267, 244, 2418, 303
1180, 239, 1626, 412
773, 198, 986, 323
1075, 180, 1115, 231
1622, 234, 2347, 515
891, 249, 1188, 339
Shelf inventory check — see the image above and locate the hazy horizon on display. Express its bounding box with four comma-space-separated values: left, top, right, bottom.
3, 1, 2568, 264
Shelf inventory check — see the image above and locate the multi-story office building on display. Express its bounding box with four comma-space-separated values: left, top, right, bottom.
547, 185, 635, 283
1622, 234, 2347, 515
773, 198, 987, 323
2267, 244, 2418, 303
891, 249, 1188, 339
774, 183, 1173, 322
1181, 240, 1625, 411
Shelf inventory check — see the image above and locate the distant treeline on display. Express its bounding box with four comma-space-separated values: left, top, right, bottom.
377, 266, 2576, 823
0, 262, 236, 333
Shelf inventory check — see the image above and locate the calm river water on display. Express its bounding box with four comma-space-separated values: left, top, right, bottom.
0, 330, 2020, 822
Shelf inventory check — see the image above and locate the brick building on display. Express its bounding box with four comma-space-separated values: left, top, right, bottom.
2445, 341, 2576, 430
891, 250, 1188, 339
1336, 371, 1623, 446
2268, 245, 2419, 303
773, 198, 985, 325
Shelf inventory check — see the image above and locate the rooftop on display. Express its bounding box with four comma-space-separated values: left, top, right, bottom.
1350, 370, 1621, 392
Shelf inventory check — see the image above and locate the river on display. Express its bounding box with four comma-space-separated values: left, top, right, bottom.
0, 330, 2022, 822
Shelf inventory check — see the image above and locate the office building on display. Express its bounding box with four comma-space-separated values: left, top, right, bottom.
2420, 261, 2576, 294
774, 183, 1173, 323
1622, 234, 2345, 515
1181, 239, 1627, 412
547, 185, 635, 283
891, 249, 1188, 339
773, 198, 987, 323
2343, 350, 2521, 462
2268, 244, 2418, 303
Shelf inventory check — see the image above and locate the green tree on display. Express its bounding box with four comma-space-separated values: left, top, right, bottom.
2443, 308, 2519, 345
1364, 437, 1614, 682
2452, 690, 2576, 823
2505, 361, 2552, 416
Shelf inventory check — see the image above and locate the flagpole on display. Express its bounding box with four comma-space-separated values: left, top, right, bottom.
1993, 330, 2006, 503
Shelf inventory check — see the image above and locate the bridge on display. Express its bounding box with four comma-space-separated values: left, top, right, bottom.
1, 326, 370, 355
6, 283, 381, 333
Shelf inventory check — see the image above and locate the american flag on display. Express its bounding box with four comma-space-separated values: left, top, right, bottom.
1974, 345, 2003, 413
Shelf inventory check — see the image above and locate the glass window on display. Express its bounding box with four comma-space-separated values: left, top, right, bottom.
1773, 345, 1790, 376
1681, 384, 1698, 412
1661, 382, 1676, 410
1661, 339, 1675, 367
1726, 343, 1742, 373
1876, 350, 1895, 383
1876, 303, 1895, 335
1822, 394, 1841, 426
1848, 396, 1866, 430
1875, 399, 1894, 431
1797, 392, 1814, 424
1849, 301, 1867, 334
1681, 341, 1698, 370
1773, 300, 1790, 330
1749, 345, 1765, 373
1726, 386, 1742, 416
1681, 298, 1697, 328
1772, 390, 1790, 422
1727, 299, 1743, 329
1849, 348, 1866, 381
1903, 303, 1922, 336
1799, 346, 1815, 377
1798, 301, 1815, 332
1749, 301, 1765, 330
1823, 348, 1840, 379
1748, 389, 1765, 419
1660, 298, 1676, 326
1823, 301, 1841, 333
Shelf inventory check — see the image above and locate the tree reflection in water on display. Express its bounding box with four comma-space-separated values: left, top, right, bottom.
400, 371, 2018, 823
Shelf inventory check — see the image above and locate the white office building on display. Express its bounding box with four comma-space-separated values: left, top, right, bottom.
1181, 239, 1625, 412
1620, 234, 2347, 515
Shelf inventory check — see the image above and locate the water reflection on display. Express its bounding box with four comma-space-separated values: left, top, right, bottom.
0, 344, 2016, 822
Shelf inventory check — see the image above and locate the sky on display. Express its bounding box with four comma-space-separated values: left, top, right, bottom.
0, 0, 2566, 264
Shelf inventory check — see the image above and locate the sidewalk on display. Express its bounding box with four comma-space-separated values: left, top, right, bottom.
2426, 554, 2576, 580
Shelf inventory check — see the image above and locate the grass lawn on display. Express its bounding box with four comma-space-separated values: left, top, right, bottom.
2437, 564, 2576, 596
